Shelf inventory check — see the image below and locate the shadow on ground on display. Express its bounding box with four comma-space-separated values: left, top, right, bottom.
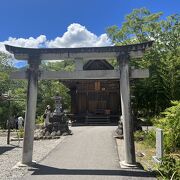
29, 164, 156, 178
0, 146, 16, 155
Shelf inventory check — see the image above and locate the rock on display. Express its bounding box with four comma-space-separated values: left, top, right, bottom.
34, 129, 38, 133
35, 124, 44, 129
41, 129, 46, 136
38, 136, 43, 140
34, 129, 44, 139
45, 131, 50, 137
68, 130, 73, 135
34, 129, 40, 135
136, 152, 144, 157
56, 130, 61, 136
62, 132, 68, 136
50, 131, 56, 137
34, 136, 39, 140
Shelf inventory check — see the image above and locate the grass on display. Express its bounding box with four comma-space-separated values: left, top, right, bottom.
135, 138, 180, 180
135, 141, 156, 171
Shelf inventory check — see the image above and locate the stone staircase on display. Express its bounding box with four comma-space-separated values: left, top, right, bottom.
85, 116, 110, 125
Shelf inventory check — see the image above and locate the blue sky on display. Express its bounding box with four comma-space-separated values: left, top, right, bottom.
0, 0, 179, 40
0, 0, 179, 67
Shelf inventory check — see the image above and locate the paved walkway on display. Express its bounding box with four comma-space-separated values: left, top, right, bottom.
23, 126, 156, 180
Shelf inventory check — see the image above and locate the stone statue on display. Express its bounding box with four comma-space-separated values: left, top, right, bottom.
37, 92, 72, 140
53, 92, 63, 115
115, 115, 124, 138
44, 105, 52, 126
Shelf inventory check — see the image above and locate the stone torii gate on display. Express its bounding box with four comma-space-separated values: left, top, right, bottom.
5, 41, 153, 167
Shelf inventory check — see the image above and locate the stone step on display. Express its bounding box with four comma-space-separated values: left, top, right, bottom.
85, 118, 110, 124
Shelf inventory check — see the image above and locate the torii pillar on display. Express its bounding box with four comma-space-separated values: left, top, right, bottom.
22, 57, 40, 165
118, 53, 136, 167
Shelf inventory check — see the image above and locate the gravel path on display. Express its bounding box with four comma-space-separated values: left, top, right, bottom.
0, 134, 66, 180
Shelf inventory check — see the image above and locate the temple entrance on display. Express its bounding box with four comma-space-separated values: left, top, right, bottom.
62, 60, 120, 124
66, 80, 120, 124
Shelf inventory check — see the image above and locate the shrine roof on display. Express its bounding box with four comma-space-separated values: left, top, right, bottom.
5, 41, 153, 61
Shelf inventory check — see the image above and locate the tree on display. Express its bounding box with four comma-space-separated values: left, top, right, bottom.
0, 52, 13, 127
0, 56, 73, 128
0, 52, 27, 127
107, 8, 162, 45
107, 8, 180, 117
36, 61, 73, 116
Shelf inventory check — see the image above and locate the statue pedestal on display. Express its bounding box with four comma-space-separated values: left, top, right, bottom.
45, 114, 71, 136
34, 113, 72, 140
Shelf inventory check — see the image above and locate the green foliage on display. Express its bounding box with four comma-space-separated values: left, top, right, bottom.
11, 84, 26, 116
144, 130, 156, 148
155, 101, 180, 153
107, 8, 162, 45
157, 155, 180, 180
37, 80, 71, 116
36, 115, 44, 124
0, 52, 14, 127
0, 55, 72, 128
41, 60, 75, 71
134, 130, 145, 141
17, 128, 24, 138
107, 8, 180, 118
0, 52, 13, 94
0, 103, 9, 128
134, 130, 156, 148
36, 61, 72, 116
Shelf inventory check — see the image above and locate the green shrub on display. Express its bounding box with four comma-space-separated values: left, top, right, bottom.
134, 130, 156, 148
144, 130, 156, 148
157, 155, 180, 180
36, 115, 44, 124
134, 130, 145, 141
155, 101, 180, 153
17, 128, 24, 138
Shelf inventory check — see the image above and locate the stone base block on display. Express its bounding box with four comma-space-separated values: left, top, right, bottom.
120, 161, 139, 169
12, 160, 37, 169
152, 156, 161, 163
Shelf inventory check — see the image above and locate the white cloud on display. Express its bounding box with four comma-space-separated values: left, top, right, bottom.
46, 23, 111, 48
0, 23, 112, 60
0, 35, 47, 52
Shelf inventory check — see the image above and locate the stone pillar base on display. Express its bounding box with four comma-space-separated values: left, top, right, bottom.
13, 161, 37, 169
120, 161, 139, 169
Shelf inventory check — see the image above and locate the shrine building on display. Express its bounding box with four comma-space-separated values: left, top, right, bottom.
61, 60, 120, 124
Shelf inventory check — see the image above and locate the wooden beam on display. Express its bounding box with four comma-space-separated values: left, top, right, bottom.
10, 69, 149, 80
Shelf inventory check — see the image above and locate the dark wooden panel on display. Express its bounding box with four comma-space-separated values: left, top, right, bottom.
87, 92, 108, 113
109, 92, 120, 114
77, 92, 87, 113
